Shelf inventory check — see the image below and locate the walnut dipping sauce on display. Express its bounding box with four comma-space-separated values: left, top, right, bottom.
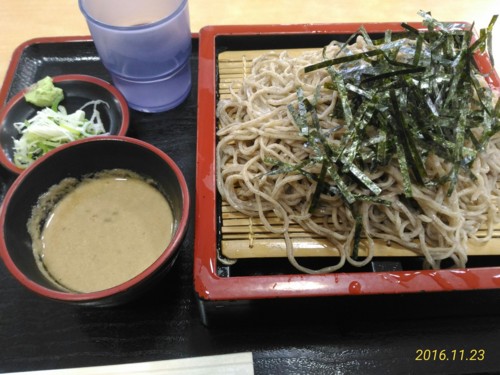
28, 168, 174, 293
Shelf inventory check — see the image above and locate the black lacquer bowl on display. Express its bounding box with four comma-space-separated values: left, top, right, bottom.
0, 136, 190, 306
0, 74, 129, 174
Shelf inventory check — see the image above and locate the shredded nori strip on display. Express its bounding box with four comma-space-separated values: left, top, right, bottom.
270, 11, 498, 259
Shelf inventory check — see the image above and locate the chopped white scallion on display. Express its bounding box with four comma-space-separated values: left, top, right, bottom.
12, 100, 109, 168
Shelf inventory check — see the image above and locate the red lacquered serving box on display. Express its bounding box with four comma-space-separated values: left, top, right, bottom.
194, 22, 500, 306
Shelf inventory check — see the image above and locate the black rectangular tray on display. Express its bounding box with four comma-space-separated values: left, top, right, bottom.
2, 34, 500, 375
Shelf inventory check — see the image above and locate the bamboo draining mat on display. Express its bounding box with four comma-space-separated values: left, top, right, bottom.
217, 49, 500, 259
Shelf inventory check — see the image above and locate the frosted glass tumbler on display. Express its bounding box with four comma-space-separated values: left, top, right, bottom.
79, 0, 192, 113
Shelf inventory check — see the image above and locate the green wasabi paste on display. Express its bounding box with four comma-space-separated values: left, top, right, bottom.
24, 76, 64, 108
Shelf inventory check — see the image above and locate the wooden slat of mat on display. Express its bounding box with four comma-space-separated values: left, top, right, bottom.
217, 49, 500, 259
218, 49, 316, 99
220, 202, 500, 259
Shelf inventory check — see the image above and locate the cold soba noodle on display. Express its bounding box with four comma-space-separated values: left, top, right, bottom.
29, 169, 174, 292
216, 16, 500, 274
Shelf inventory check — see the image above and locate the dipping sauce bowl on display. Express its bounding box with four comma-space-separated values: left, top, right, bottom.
0, 136, 189, 306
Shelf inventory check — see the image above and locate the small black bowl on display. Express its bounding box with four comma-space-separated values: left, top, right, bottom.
0, 74, 129, 174
0, 136, 190, 306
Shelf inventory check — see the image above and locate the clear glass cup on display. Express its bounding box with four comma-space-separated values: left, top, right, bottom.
79, 0, 192, 113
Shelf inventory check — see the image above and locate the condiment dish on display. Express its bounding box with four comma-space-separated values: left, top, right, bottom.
0, 74, 129, 174
0, 135, 189, 306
